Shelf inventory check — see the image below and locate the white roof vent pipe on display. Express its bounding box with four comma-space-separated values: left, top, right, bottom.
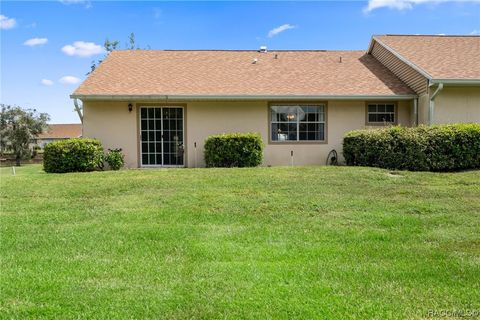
259, 46, 268, 53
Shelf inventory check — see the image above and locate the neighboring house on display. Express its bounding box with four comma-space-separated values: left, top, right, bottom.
70, 35, 480, 168
36, 124, 82, 148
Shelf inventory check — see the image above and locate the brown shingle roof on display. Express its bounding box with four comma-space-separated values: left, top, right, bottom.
73, 50, 414, 97
37, 124, 82, 139
374, 35, 480, 80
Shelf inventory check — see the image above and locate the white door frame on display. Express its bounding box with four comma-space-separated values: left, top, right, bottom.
139, 106, 185, 168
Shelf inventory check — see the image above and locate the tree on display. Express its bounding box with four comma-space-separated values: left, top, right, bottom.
128, 32, 135, 50
0, 105, 50, 166
89, 33, 139, 74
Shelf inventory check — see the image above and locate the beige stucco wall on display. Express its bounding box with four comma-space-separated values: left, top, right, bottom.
82, 99, 413, 168
417, 93, 430, 125
83, 101, 139, 167
433, 86, 480, 124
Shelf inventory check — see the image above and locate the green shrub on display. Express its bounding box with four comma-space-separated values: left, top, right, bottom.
204, 132, 264, 167
343, 124, 480, 171
43, 138, 104, 173
104, 148, 125, 170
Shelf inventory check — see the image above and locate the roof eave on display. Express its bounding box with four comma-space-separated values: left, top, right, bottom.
370, 36, 433, 80
429, 79, 480, 86
71, 94, 417, 101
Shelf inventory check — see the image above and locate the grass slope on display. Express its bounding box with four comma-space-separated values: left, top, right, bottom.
1, 165, 479, 319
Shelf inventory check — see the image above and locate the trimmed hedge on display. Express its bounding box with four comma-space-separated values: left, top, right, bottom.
343, 124, 480, 171
104, 148, 125, 171
204, 133, 264, 167
43, 138, 104, 173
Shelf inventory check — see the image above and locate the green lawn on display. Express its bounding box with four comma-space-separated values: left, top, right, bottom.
1, 165, 479, 319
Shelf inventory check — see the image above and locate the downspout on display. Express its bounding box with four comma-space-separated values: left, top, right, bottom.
429, 83, 443, 125
413, 98, 418, 127
73, 98, 84, 124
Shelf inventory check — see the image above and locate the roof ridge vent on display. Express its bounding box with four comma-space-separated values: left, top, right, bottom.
259, 46, 268, 53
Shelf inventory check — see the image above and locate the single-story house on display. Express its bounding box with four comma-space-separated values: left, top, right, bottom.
71, 34, 480, 168
36, 124, 82, 148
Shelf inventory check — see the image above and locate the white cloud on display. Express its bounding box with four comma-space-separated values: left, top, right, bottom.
0, 15, 16, 30
41, 79, 54, 86
268, 24, 296, 38
24, 37, 48, 47
470, 30, 480, 35
61, 41, 105, 57
364, 0, 480, 12
59, 76, 81, 85
59, 0, 92, 8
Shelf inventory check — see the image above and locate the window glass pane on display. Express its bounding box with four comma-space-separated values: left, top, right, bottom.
163, 131, 170, 141
288, 123, 297, 140
318, 124, 325, 140
306, 113, 317, 121
177, 153, 184, 165
156, 154, 162, 165
148, 131, 154, 141
141, 120, 147, 130
271, 104, 326, 141
141, 108, 147, 118
164, 142, 171, 153
154, 108, 161, 118
142, 154, 148, 165
307, 123, 318, 132
271, 106, 299, 122
307, 132, 317, 140
271, 123, 279, 141
367, 103, 395, 123
149, 154, 155, 164
141, 131, 148, 142
278, 123, 288, 134
148, 108, 154, 118
298, 109, 307, 122
300, 106, 310, 113
319, 112, 325, 122
164, 153, 172, 165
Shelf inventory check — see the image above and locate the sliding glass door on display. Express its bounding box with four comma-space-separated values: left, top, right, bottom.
140, 107, 184, 167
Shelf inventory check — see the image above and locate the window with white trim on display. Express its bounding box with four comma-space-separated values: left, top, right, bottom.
270, 104, 326, 142
367, 103, 396, 124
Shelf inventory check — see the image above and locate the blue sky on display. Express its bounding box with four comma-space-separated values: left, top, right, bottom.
1, 0, 479, 123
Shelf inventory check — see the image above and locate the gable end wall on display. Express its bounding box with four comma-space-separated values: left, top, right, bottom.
370, 41, 428, 95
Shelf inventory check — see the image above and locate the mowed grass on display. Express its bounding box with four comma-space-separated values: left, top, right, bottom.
0, 165, 479, 319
